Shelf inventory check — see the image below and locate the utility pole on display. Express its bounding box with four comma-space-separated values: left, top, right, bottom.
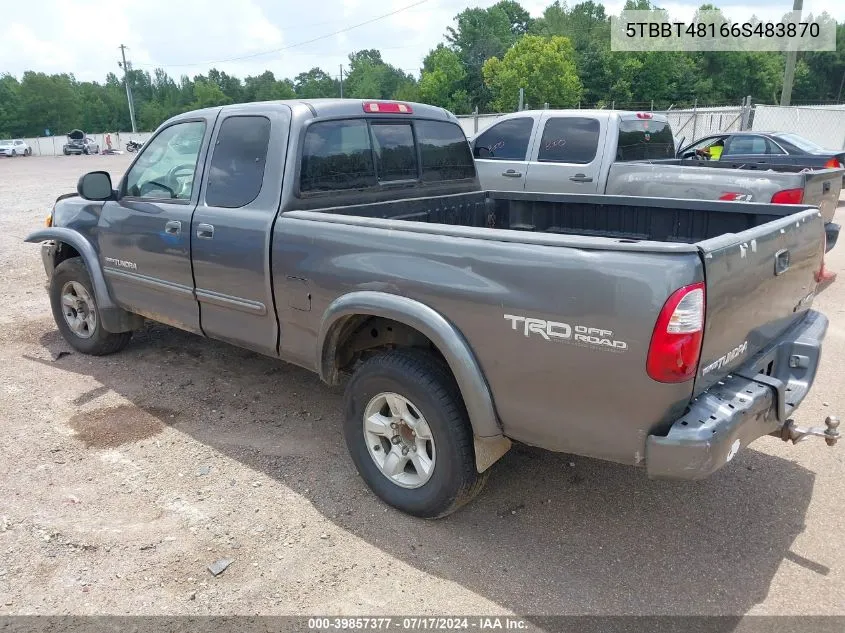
118, 44, 138, 133
780, 0, 803, 106
339, 65, 344, 99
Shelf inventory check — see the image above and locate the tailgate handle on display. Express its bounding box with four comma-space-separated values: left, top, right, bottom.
774, 249, 790, 276
823, 181, 831, 193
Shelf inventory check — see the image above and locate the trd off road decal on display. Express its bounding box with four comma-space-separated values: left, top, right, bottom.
504, 314, 628, 352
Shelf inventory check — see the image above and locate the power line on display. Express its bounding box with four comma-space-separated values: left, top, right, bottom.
136, 0, 431, 70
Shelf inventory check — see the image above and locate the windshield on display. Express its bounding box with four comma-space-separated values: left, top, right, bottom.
772, 133, 826, 153
616, 117, 675, 161
0, 141, 11, 147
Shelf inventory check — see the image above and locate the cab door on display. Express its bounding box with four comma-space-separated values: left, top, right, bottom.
471, 116, 538, 191
190, 106, 291, 355
522, 114, 605, 194
97, 116, 215, 333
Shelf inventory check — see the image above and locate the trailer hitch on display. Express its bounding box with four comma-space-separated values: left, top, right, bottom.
773, 416, 840, 446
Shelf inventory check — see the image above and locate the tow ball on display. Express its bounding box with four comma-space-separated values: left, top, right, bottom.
773, 416, 840, 446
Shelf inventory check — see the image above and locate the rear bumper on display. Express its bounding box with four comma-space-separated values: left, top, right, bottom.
646, 310, 828, 480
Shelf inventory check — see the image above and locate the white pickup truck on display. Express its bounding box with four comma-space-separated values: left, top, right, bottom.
469, 110, 842, 254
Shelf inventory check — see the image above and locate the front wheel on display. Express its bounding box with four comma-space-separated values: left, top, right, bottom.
49, 257, 132, 355
343, 349, 487, 518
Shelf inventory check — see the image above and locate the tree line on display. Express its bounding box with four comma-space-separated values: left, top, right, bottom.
1, 0, 844, 138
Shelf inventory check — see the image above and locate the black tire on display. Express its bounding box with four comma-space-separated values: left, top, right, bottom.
49, 257, 132, 355
63, 147, 69, 156
10, 150, 16, 157
343, 349, 487, 518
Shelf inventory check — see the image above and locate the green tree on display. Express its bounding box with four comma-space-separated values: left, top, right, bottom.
191, 79, 233, 109
0, 74, 22, 137
17, 72, 80, 136
294, 68, 338, 98
243, 71, 295, 101
482, 35, 583, 110
344, 50, 415, 100
419, 45, 471, 112
445, 0, 533, 110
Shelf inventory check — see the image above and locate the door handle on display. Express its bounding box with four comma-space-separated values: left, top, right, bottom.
569, 174, 594, 183
164, 220, 181, 235
196, 223, 215, 239
502, 169, 522, 178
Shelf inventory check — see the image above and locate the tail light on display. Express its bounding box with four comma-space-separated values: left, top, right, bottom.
636, 112, 653, 119
647, 282, 705, 383
771, 188, 804, 204
363, 102, 413, 114
824, 158, 842, 169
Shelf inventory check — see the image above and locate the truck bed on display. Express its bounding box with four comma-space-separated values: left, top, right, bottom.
307, 190, 813, 245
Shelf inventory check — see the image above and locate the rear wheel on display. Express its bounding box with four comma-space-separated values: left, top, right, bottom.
49, 257, 132, 355
343, 349, 487, 518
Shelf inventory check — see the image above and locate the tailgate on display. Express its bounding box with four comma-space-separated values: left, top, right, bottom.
694, 207, 824, 394
800, 168, 843, 224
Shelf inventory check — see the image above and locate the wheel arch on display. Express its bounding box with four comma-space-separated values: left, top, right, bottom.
318, 291, 511, 471
24, 228, 142, 333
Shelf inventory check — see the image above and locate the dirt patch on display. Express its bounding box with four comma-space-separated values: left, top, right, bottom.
67, 404, 174, 448
0, 316, 57, 345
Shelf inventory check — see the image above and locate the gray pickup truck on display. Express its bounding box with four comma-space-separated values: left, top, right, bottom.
470, 110, 842, 254
26, 99, 839, 518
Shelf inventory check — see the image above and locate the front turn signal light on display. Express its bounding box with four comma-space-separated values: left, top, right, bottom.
45, 214, 52, 227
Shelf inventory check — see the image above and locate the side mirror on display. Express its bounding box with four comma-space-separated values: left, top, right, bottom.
473, 146, 493, 159
77, 171, 114, 201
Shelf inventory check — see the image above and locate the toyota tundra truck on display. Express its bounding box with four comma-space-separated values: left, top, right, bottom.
26, 99, 839, 518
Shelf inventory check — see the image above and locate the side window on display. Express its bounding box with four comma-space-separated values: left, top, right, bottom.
370, 122, 418, 181
538, 117, 600, 164
125, 121, 206, 200
206, 116, 271, 208
300, 119, 376, 193
724, 135, 768, 156
416, 120, 475, 182
474, 117, 534, 161
766, 138, 786, 155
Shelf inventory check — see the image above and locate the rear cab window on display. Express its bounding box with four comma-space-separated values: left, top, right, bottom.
616, 116, 675, 161
298, 117, 474, 196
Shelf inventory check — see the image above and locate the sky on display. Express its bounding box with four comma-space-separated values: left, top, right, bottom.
1, 0, 843, 84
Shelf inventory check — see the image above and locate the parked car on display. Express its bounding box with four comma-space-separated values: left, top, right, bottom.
676, 131, 845, 175
26, 99, 839, 518
0, 139, 32, 156
63, 130, 100, 155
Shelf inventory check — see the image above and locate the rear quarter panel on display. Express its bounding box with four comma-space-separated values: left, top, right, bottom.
272, 216, 704, 466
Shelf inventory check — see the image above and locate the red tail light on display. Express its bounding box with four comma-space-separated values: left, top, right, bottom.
824, 158, 842, 169
647, 282, 705, 383
363, 102, 413, 114
770, 188, 803, 204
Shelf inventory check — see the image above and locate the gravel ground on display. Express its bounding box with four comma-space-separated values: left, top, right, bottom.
0, 155, 843, 617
